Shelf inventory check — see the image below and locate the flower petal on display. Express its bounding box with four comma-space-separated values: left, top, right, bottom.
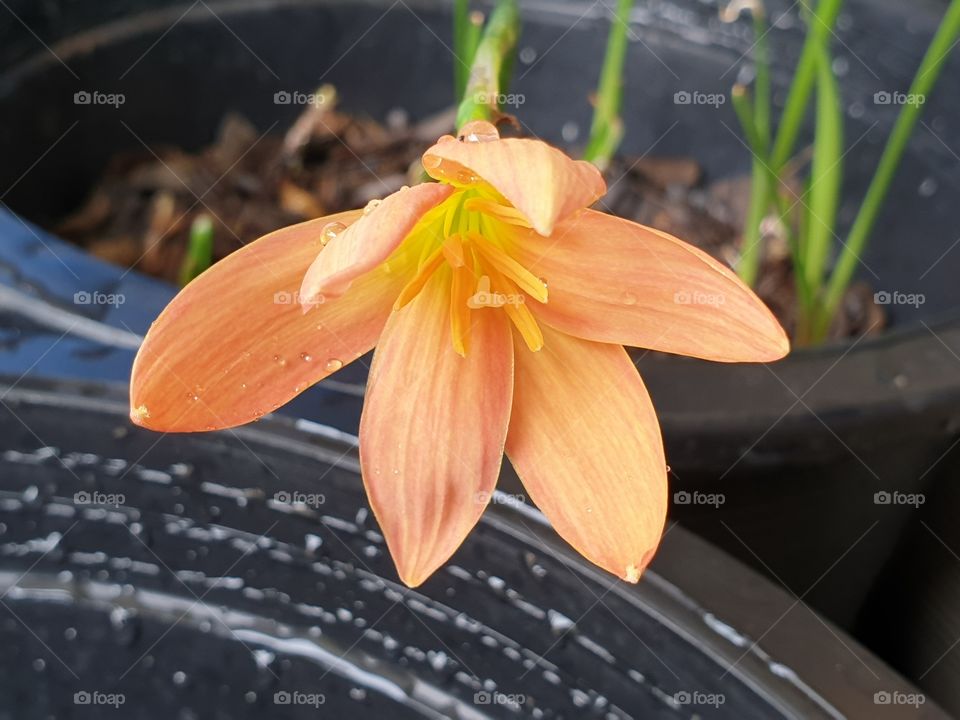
422, 136, 604, 237
300, 182, 454, 303
360, 270, 513, 587
130, 211, 404, 431
514, 209, 789, 362
505, 325, 667, 583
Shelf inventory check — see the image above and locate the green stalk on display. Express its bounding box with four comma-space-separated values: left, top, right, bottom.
178, 215, 214, 287
583, 0, 633, 170
454, 2, 484, 99
735, 4, 772, 286
770, 0, 844, 171
455, 0, 520, 131
817, 0, 960, 338
801, 42, 843, 298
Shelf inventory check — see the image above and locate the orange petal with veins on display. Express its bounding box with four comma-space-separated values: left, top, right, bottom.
360, 270, 514, 587
300, 182, 453, 304
130, 211, 404, 431
514, 209, 790, 362
506, 324, 667, 583
422, 134, 604, 237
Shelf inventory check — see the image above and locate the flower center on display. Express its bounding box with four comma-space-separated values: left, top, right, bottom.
391, 185, 546, 356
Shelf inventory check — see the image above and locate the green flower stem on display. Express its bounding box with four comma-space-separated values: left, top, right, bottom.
455, 0, 520, 131
583, 0, 634, 171
770, 0, 843, 171
816, 0, 960, 339
453, 1, 484, 99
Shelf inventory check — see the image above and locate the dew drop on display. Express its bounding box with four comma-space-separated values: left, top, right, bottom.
300, 353, 312, 362
458, 120, 500, 143
621, 291, 638, 306
422, 154, 442, 169
363, 199, 382, 216
273, 355, 288, 368
320, 221, 346, 246
325, 358, 343, 372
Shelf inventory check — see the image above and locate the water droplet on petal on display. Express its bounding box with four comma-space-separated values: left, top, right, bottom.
273, 355, 288, 368
621, 291, 637, 306
363, 199, 382, 216
422, 154, 442, 169
321, 221, 346, 246
458, 120, 500, 143
325, 358, 343, 372
300, 353, 312, 362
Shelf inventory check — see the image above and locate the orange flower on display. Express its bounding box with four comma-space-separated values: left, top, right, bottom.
130, 121, 788, 587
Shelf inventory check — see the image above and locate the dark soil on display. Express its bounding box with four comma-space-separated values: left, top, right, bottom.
50, 101, 882, 342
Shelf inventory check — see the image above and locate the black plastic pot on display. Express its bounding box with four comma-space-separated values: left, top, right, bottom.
2, 0, 960, 702
0, 375, 943, 719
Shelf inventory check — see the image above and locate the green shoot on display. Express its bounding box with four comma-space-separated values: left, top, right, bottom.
178, 215, 214, 287
583, 0, 634, 171
455, 0, 520, 131
453, 1, 484, 99
817, 0, 960, 339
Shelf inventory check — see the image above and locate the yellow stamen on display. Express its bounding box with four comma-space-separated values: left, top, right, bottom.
463, 198, 533, 228
450, 265, 473, 356
395, 245, 444, 310
471, 232, 548, 303
442, 233, 466, 268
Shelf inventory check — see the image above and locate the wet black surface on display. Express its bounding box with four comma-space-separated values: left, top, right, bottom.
0, 380, 804, 720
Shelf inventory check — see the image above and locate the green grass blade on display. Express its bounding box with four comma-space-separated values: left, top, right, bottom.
818, 0, 960, 337
583, 0, 633, 170
178, 215, 214, 287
